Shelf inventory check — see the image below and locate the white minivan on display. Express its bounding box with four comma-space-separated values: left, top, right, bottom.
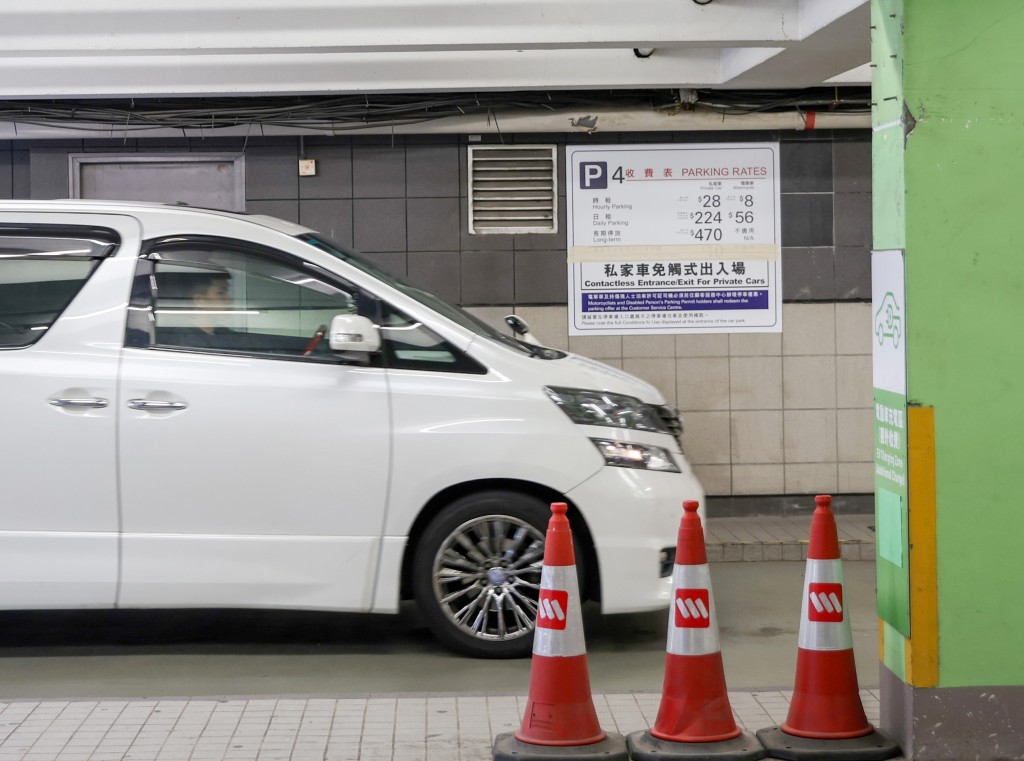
0, 200, 703, 658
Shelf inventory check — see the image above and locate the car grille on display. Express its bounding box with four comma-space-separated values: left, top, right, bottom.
650, 403, 683, 445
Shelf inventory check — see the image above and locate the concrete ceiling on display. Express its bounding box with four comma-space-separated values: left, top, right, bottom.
0, 0, 870, 98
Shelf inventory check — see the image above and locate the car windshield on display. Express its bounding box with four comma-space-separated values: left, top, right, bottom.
298, 233, 564, 359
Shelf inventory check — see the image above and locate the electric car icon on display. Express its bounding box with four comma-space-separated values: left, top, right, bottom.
875, 292, 902, 348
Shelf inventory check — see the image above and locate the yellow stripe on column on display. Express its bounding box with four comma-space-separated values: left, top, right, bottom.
906, 405, 939, 687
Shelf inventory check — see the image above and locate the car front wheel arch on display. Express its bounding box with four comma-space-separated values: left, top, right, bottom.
401, 481, 598, 602
409, 488, 592, 658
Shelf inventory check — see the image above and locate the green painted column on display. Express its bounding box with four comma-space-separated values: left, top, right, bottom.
873, 1, 1024, 757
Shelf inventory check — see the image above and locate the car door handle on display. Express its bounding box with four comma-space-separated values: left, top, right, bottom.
127, 399, 188, 412
49, 397, 109, 409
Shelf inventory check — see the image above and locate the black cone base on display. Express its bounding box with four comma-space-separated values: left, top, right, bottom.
756, 727, 901, 761
492, 731, 628, 761
627, 729, 766, 761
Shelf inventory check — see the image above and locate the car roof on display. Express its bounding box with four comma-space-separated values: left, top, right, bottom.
0, 199, 313, 237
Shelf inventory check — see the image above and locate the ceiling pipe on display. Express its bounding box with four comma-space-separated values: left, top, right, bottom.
0, 106, 869, 140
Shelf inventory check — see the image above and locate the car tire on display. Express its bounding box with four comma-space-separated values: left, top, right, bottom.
412, 491, 583, 659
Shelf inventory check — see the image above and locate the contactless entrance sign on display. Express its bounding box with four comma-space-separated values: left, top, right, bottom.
566, 143, 782, 335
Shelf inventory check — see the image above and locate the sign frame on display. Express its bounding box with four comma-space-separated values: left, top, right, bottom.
566, 143, 782, 336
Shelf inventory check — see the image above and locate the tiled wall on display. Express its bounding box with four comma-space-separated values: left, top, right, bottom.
464, 302, 874, 498
0, 129, 873, 497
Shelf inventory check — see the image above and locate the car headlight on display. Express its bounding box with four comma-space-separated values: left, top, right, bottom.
545, 386, 668, 434
591, 438, 680, 472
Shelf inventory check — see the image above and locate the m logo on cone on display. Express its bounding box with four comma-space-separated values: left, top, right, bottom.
807, 582, 844, 623
537, 589, 569, 630
673, 588, 711, 628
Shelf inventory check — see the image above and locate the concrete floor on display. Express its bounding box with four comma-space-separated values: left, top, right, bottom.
0, 561, 879, 700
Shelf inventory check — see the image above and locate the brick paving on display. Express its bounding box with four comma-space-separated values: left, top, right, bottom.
0, 515, 885, 760
706, 513, 875, 562
0, 690, 886, 761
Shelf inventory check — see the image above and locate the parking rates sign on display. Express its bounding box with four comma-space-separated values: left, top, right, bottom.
566, 143, 781, 335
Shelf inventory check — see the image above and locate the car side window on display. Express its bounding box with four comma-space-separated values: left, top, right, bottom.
378, 301, 486, 374
0, 229, 118, 349
128, 240, 376, 363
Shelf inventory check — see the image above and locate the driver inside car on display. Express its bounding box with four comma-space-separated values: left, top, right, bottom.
155, 269, 256, 351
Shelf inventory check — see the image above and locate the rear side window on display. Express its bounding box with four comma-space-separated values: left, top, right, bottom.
0, 228, 118, 348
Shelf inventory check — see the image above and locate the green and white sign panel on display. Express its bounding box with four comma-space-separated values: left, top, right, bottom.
872, 248, 910, 636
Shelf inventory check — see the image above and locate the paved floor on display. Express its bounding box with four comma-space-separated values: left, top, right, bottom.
0, 514, 885, 760
0, 691, 884, 761
706, 512, 876, 561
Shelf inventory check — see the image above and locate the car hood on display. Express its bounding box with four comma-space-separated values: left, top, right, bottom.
556, 353, 665, 403
468, 338, 667, 405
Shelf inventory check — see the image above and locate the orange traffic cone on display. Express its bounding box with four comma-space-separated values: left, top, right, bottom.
627, 500, 765, 761
492, 503, 628, 761
757, 495, 900, 761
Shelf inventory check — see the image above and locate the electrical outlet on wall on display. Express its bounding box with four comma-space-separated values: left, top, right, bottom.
298, 159, 317, 177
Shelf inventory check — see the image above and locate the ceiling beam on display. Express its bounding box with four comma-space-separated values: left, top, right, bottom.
2, 0, 804, 55
0, 50, 724, 98
0, 0, 870, 97
722, 3, 870, 87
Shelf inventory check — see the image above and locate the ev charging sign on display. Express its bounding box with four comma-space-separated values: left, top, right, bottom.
872, 248, 910, 636
566, 143, 782, 336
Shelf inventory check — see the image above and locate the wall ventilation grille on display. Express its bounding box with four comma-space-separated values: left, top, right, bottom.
468, 145, 557, 234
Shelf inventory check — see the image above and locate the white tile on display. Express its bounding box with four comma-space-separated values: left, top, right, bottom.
729, 332, 782, 357
730, 356, 783, 410
785, 463, 838, 494
677, 357, 730, 411
730, 411, 784, 464
682, 411, 731, 465
837, 408, 873, 462
836, 302, 873, 355
733, 464, 785, 494
782, 303, 836, 355
784, 355, 837, 409
837, 355, 873, 408
691, 464, 731, 495
623, 334, 677, 358
839, 462, 875, 493
567, 334, 623, 359
675, 333, 730, 357
784, 409, 838, 463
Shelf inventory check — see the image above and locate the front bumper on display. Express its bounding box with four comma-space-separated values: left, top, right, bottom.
565, 457, 705, 614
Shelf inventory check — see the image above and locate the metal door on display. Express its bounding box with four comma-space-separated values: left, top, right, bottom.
70, 154, 245, 211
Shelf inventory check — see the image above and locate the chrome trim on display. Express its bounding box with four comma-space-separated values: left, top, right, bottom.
48, 397, 108, 409
127, 399, 187, 411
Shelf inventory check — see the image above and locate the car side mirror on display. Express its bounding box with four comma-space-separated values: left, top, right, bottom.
504, 313, 539, 345
328, 314, 381, 353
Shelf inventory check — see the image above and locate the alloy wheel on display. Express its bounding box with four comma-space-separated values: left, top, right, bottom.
430, 514, 545, 644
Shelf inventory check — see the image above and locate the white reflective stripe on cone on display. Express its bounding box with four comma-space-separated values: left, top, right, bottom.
533, 565, 587, 658
666, 563, 721, 657
797, 559, 853, 651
